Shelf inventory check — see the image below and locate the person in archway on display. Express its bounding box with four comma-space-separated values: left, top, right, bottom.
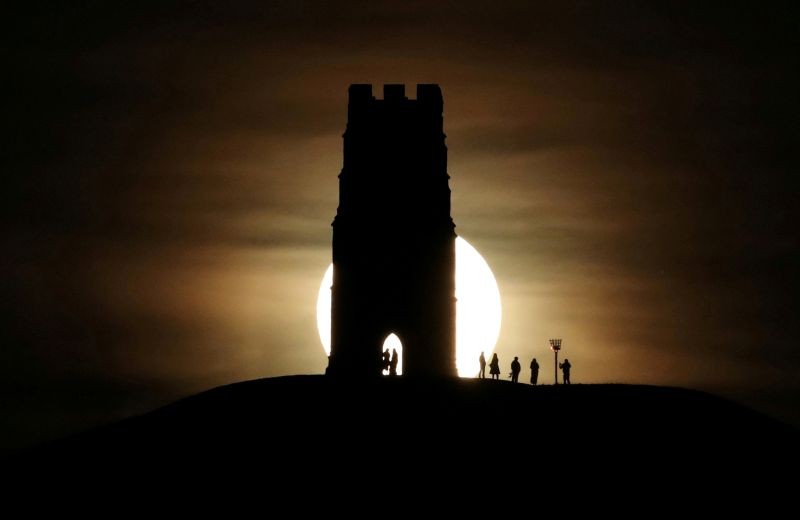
559, 358, 572, 384
510, 356, 521, 382
478, 351, 486, 379
389, 348, 399, 376
489, 353, 500, 380
382, 348, 391, 374
530, 357, 540, 385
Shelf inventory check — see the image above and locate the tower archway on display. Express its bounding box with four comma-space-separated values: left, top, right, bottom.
381, 333, 403, 375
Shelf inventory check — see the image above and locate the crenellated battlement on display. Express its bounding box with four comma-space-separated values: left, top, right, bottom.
347, 83, 444, 133
348, 83, 443, 105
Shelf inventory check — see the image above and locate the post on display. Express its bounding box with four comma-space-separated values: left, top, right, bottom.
549, 339, 562, 385
554, 350, 559, 385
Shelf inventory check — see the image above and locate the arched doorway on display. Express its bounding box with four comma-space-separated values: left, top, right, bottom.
381, 333, 403, 375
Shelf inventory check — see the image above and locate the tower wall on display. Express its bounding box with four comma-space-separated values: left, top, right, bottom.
329, 84, 457, 378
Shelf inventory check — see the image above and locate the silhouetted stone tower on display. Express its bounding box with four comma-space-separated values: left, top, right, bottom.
329, 84, 457, 378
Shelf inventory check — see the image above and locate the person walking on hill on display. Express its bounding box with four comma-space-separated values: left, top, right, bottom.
559, 358, 572, 385
489, 353, 500, 380
530, 358, 540, 385
478, 351, 486, 379
510, 356, 521, 383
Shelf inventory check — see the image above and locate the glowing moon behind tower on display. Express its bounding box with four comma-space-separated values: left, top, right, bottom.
316, 237, 502, 377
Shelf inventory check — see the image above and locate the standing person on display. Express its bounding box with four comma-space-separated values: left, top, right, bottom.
382, 348, 391, 374
389, 348, 399, 376
559, 358, 572, 385
478, 352, 486, 379
510, 356, 521, 382
530, 358, 540, 385
489, 353, 500, 380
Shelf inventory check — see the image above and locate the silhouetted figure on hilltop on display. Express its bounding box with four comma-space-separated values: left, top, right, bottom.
559, 359, 572, 385
390, 348, 399, 376
489, 353, 500, 380
510, 356, 521, 383
382, 349, 391, 374
530, 358, 539, 385
478, 352, 486, 379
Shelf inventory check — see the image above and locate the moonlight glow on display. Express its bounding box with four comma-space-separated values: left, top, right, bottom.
316, 237, 502, 377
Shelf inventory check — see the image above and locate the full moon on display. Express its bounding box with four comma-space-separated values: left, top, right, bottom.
316, 237, 502, 377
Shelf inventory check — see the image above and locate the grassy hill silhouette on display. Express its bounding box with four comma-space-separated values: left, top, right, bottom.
9, 376, 798, 502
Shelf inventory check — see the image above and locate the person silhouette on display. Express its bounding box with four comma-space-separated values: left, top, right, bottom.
489, 353, 500, 380
530, 357, 540, 385
382, 348, 391, 374
559, 358, 572, 385
389, 348, 399, 376
510, 356, 521, 383
478, 352, 486, 379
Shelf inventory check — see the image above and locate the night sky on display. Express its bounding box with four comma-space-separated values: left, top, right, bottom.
3, 1, 798, 453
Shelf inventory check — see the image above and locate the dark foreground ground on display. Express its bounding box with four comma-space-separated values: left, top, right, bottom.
7, 376, 798, 507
